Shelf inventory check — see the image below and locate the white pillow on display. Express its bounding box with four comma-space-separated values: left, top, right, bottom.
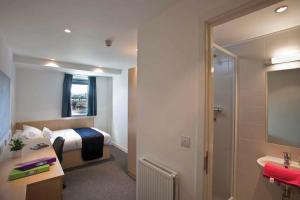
42, 127, 53, 139
22, 125, 43, 139
13, 130, 27, 140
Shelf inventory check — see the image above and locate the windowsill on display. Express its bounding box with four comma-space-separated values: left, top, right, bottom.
72, 114, 88, 117
61, 116, 94, 120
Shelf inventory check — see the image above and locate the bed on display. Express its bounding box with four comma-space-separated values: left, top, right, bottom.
14, 118, 111, 169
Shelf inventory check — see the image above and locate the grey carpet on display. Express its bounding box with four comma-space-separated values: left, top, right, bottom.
63, 146, 136, 200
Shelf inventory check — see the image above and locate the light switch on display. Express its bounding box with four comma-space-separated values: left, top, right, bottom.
181, 136, 191, 148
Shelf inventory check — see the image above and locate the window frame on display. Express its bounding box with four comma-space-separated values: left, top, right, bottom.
70, 78, 89, 117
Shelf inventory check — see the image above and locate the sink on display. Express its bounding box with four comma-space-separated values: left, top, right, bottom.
257, 156, 300, 170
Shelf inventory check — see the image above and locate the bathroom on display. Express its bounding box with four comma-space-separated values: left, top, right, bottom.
210, 0, 300, 199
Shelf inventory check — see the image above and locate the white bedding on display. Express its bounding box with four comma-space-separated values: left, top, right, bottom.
49, 127, 112, 152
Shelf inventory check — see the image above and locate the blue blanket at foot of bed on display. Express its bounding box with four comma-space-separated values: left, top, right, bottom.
73, 128, 104, 161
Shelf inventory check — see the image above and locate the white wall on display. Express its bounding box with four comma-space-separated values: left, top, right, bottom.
15, 68, 64, 122
0, 32, 15, 156
137, 0, 259, 199
15, 68, 113, 133
112, 69, 128, 152
94, 76, 113, 133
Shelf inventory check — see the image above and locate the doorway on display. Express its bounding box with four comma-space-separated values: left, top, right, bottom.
203, 1, 283, 200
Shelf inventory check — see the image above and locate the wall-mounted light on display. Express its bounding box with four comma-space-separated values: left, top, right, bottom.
271, 53, 300, 64
274, 5, 288, 13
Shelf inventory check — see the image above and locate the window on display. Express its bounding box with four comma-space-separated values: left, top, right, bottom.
71, 77, 88, 116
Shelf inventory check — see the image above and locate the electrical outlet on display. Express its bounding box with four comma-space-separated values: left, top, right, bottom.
181, 136, 191, 148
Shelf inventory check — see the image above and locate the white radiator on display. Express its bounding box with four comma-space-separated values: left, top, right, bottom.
137, 157, 178, 200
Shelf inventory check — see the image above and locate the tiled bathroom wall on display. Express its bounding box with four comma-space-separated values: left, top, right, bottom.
228, 26, 300, 200
213, 49, 235, 200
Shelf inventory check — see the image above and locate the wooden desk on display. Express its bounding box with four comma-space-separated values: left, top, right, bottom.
0, 138, 64, 200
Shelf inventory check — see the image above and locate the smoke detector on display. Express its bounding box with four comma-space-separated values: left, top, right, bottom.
105, 39, 113, 47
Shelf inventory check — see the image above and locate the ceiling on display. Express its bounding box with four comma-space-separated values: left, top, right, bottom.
214, 0, 300, 47
0, 0, 178, 70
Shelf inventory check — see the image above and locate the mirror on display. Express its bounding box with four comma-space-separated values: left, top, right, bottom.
267, 68, 300, 148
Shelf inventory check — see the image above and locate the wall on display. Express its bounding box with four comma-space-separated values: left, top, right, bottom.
0, 32, 15, 157
15, 68, 64, 122
136, 0, 257, 199
213, 50, 235, 200
94, 76, 113, 133
128, 67, 137, 177
228, 26, 300, 200
112, 69, 128, 152
15, 68, 113, 133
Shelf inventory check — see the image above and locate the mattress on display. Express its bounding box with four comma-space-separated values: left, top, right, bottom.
50, 127, 112, 152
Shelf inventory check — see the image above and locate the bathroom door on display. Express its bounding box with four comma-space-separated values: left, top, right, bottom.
211, 44, 237, 200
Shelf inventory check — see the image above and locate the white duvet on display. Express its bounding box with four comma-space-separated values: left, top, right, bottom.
50, 127, 112, 152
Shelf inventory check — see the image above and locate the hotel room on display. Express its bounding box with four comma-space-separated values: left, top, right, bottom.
0, 0, 136, 199
1, 0, 300, 200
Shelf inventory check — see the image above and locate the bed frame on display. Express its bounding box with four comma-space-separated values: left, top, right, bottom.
15, 118, 111, 169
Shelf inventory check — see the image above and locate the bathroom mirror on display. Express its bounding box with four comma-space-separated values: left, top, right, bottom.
267, 68, 300, 148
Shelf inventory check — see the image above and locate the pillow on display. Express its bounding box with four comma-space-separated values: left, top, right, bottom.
12, 129, 27, 140
22, 125, 43, 139
42, 127, 53, 139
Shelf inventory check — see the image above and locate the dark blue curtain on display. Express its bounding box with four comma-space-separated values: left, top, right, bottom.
87, 76, 97, 116
61, 73, 73, 117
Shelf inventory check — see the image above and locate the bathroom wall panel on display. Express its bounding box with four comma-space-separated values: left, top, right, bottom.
229, 27, 300, 200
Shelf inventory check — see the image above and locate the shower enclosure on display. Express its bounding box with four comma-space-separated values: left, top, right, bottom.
212, 44, 237, 200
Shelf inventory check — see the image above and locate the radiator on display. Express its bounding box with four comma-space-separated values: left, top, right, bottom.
137, 157, 178, 200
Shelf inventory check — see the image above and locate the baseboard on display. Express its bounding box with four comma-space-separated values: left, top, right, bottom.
128, 171, 136, 180
112, 142, 128, 153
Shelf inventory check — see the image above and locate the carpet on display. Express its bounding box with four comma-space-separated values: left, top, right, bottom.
63, 146, 136, 200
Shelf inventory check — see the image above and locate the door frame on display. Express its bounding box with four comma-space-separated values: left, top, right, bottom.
202, 1, 282, 200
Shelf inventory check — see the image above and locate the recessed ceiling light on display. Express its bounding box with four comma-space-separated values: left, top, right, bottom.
275, 5, 288, 13
64, 29, 71, 33
45, 62, 60, 68
49, 58, 55, 61
94, 68, 104, 73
